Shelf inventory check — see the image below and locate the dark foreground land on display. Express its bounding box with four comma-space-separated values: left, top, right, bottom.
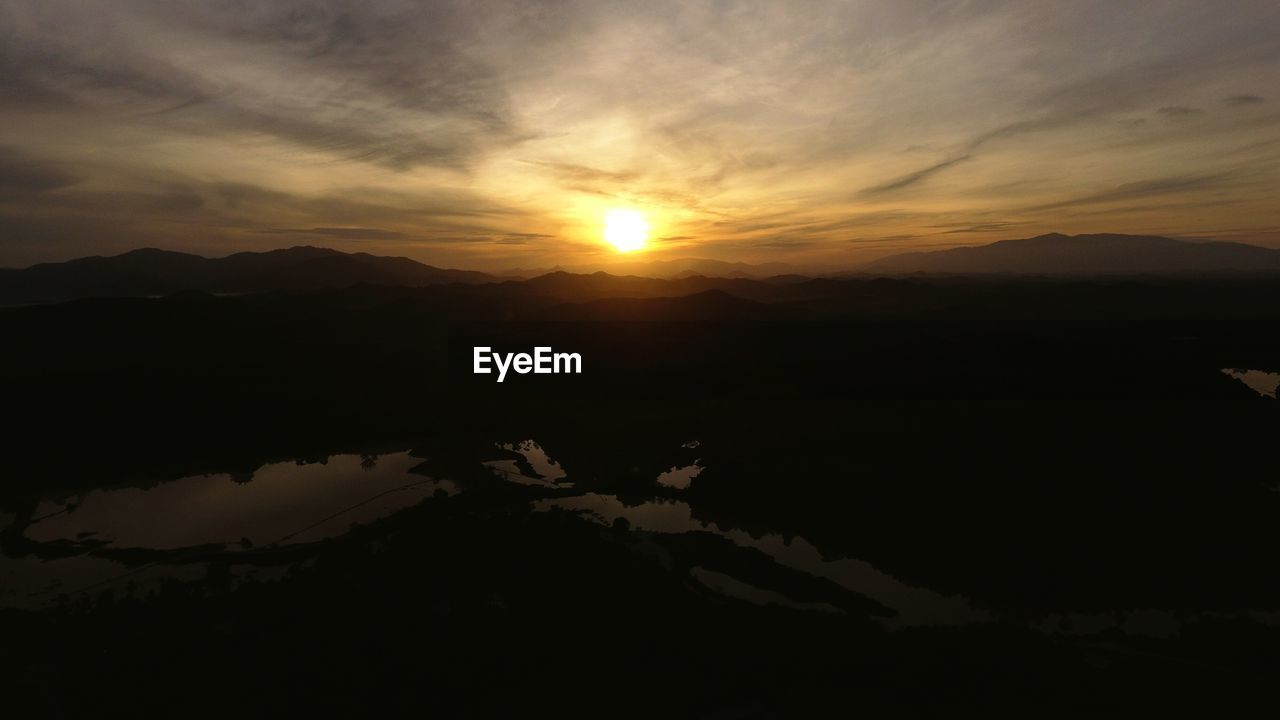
2, 273, 1279, 716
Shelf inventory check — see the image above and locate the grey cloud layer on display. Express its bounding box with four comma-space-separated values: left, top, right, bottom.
1, 0, 1279, 267
1, 1, 521, 170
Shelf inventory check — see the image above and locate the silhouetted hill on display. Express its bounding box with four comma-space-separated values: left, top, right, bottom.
863, 233, 1280, 276
529, 288, 799, 322
0, 246, 497, 304
503, 257, 801, 279
5, 270, 1280, 716
515, 270, 814, 302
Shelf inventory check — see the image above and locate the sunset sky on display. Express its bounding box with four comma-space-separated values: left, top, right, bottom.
2, 0, 1278, 271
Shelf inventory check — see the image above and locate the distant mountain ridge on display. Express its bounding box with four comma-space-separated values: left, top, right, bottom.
7, 232, 1280, 305
862, 233, 1280, 275
503, 257, 801, 279
528, 289, 800, 322
0, 246, 496, 304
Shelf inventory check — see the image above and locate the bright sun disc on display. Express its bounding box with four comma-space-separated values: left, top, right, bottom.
603, 209, 648, 252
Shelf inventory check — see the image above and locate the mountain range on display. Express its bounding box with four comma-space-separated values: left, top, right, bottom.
4, 233, 1280, 304
500, 257, 801, 279
0, 246, 493, 304
862, 233, 1280, 276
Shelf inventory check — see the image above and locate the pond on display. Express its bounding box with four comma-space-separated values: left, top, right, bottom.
1, 451, 455, 608
5, 434, 1276, 639
1223, 368, 1280, 399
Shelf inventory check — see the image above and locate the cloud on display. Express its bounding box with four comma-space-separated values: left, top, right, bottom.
206, 181, 524, 224
849, 15, 1280, 197
859, 156, 972, 195
749, 238, 818, 249
0, 146, 79, 197
1028, 173, 1244, 211
932, 222, 1025, 234
4, 1, 1280, 266
526, 161, 639, 186
149, 185, 205, 213
0, 1, 521, 172
1158, 105, 1204, 118
262, 227, 408, 241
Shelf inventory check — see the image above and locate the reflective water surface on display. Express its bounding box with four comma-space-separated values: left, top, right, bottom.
27, 452, 452, 548
2, 452, 454, 607
1223, 368, 1280, 399
657, 461, 702, 489
3, 427, 1277, 638
532, 492, 986, 627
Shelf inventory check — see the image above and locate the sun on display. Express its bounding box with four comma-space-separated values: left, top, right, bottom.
603, 209, 649, 253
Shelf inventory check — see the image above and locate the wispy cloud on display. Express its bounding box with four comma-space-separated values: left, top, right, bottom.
2, 0, 1279, 268
932, 222, 1026, 235
1027, 173, 1246, 212
859, 156, 972, 195
261, 227, 408, 241
0, 146, 79, 197
1158, 105, 1204, 119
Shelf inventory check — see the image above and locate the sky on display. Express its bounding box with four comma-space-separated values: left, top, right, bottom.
1, 0, 1279, 271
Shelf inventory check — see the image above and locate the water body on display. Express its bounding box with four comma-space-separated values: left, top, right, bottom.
484, 440, 570, 487
2, 451, 454, 608
1223, 368, 1280, 399
690, 567, 842, 614
532, 492, 987, 628
657, 461, 702, 489
7, 435, 1274, 638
